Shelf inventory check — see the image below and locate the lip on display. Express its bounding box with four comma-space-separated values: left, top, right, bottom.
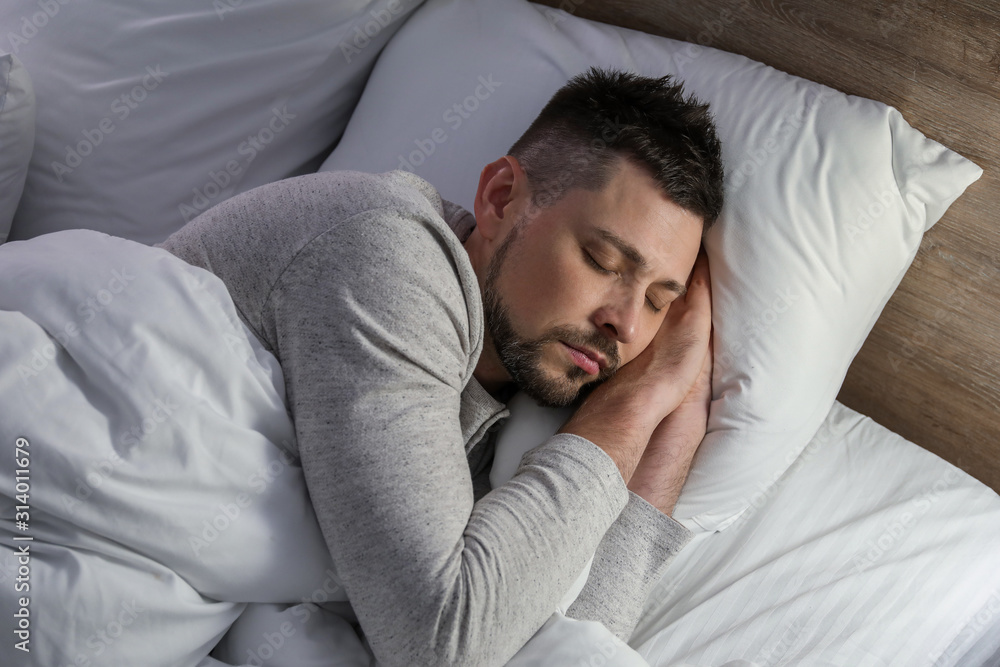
560, 341, 607, 370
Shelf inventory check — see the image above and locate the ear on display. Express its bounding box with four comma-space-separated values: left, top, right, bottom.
473, 155, 529, 242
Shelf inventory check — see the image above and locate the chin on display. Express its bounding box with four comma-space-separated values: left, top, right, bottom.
518, 373, 597, 409
522, 392, 575, 410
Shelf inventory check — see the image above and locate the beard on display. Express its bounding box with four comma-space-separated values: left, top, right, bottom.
481, 217, 620, 408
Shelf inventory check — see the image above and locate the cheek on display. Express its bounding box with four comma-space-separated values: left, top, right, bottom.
500, 240, 597, 329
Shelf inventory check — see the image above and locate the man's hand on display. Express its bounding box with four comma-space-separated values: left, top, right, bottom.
627, 332, 712, 515
559, 249, 713, 485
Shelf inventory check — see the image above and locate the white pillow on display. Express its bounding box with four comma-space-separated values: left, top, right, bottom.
0, 52, 34, 243
0, 0, 424, 245
319, 0, 982, 531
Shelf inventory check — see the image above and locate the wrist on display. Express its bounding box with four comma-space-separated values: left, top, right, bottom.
625, 411, 706, 516
627, 455, 696, 516
559, 385, 663, 483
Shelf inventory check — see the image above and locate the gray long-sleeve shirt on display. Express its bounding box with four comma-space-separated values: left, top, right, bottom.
158, 169, 691, 667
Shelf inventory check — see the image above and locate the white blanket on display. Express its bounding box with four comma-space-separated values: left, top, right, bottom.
0, 230, 644, 666
0, 230, 351, 666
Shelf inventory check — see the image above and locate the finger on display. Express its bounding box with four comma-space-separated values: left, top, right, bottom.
687, 251, 711, 298
676, 255, 712, 324
687, 246, 710, 288
704, 328, 714, 376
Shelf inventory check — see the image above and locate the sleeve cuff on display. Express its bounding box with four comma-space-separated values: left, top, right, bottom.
565, 490, 692, 642
517, 432, 632, 520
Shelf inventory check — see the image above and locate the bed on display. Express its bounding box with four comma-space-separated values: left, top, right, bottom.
1, 0, 998, 665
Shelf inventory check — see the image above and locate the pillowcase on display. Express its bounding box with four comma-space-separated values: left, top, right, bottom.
318, 0, 982, 531
0, 52, 34, 244
0, 0, 425, 245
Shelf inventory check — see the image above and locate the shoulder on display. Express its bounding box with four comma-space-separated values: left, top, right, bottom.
288, 169, 473, 300
283, 200, 481, 339
255, 169, 466, 285
160, 169, 450, 272
162, 169, 483, 363
266, 173, 485, 382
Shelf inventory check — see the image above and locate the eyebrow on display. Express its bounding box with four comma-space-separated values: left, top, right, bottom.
594, 227, 688, 297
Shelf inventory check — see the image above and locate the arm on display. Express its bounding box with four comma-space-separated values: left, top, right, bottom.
259, 207, 634, 667
564, 376, 710, 641
625, 338, 712, 517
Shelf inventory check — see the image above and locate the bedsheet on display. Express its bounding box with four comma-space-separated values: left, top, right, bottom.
631, 402, 1000, 666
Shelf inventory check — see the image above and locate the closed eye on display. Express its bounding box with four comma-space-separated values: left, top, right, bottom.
586, 249, 665, 314
584, 250, 616, 276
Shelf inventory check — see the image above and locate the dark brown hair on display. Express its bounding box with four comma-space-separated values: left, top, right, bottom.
508, 67, 724, 228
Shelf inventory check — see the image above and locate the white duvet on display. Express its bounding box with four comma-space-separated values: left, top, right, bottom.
0, 230, 647, 667
0, 230, 357, 666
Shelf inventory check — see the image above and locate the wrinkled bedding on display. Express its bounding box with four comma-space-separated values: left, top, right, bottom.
0, 230, 346, 665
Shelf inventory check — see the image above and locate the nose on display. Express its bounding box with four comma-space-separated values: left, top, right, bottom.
592, 289, 642, 345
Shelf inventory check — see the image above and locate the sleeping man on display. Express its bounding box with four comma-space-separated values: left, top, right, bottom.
158, 67, 724, 666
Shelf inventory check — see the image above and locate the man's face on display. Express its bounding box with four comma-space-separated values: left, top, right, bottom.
482, 158, 704, 408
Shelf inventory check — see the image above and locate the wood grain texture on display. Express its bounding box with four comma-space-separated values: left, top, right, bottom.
534, 0, 1000, 490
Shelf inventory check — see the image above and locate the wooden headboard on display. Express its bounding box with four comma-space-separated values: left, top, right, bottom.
535, 0, 1000, 492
